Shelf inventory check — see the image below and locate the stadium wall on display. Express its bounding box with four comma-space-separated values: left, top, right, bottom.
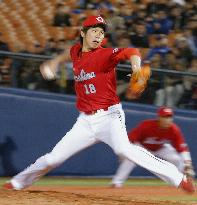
0, 88, 197, 177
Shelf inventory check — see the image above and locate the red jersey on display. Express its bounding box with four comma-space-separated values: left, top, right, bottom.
70, 43, 140, 112
128, 119, 188, 153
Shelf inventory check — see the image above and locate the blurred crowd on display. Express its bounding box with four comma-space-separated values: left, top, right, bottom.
0, 0, 196, 109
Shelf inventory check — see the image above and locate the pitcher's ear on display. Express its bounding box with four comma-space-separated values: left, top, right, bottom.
80, 29, 85, 38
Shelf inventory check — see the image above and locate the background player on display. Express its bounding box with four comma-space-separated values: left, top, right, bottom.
111, 106, 195, 188
3, 16, 195, 193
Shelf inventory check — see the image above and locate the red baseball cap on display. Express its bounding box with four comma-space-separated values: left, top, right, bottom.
82, 15, 107, 28
157, 107, 174, 117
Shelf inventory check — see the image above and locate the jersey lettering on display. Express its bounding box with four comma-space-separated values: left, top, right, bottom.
74, 69, 96, 82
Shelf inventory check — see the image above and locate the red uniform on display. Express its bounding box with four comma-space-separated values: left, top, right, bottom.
70, 43, 140, 112
128, 119, 188, 153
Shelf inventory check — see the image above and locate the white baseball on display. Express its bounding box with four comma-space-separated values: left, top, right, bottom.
43, 65, 55, 80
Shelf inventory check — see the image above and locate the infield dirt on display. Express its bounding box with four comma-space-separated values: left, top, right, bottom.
0, 185, 196, 205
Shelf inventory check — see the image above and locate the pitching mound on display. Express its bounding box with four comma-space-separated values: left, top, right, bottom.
0, 185, 196, 205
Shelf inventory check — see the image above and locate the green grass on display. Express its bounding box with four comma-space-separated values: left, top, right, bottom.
0, 177, 185, 187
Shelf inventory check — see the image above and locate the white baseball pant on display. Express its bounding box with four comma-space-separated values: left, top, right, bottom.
10, 103, 183, 190
112, 144, 184, 186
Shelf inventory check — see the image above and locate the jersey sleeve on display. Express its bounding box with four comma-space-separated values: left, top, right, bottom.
103, 47, 141, 72
171, 124, 189, 153
112, 47, 141, 62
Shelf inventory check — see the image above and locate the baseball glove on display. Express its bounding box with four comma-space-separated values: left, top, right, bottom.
127, 64, 151, 99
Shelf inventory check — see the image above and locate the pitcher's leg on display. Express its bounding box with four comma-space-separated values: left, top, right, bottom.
111, 158, 136, 187
10, 116, 97, 190
126, 144, 183, 186
11, 155, 52, 190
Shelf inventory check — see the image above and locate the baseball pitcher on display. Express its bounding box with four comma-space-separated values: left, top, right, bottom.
3, 16, 195, 193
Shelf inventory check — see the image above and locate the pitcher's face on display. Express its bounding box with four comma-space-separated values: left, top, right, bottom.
81, 27, 104, 51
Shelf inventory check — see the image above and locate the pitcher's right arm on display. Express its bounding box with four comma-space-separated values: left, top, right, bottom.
40, 48, 71, 80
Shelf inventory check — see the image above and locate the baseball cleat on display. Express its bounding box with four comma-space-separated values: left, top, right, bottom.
179, 175, 195, 193
3, 182, 15, 190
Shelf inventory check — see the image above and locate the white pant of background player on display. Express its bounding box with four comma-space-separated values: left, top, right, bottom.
112, 144, 185, 187
10, 104, 183, 190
